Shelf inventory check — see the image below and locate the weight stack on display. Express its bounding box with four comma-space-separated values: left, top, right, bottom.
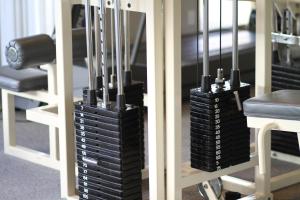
83, 82, 145, 169
271, 63, 300, 156
190, 82, 251, 172
74, 101, 142, 200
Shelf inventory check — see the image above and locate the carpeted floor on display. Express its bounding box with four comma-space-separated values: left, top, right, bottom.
1, 105, 300, 200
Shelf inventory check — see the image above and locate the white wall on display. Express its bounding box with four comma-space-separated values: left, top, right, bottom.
181, 0, 254, 35
0, 0, 55, 65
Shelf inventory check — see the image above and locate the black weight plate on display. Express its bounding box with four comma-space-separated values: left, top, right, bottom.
77, 145, 140, 160
272, 75, 300, 87
77, 155, 140, 172
75, 117, 140, 135
75, 124, 140, 141
76, 136, 140, 152
272, 70, 300, 82
75, 111, 119, 125
273, 64, 300, 74
272, 81, 300, 90
190, 115, 246, 127
79, 192, 105, 200
78, 174, 141, 191
76, 130, 140, 145
75, 123, 122, 139
78, 180, 141, 198
78, 161, 140, 179
191, 159, 231, 172
76, 148, 140, 165
190, 151, 231, 160
79, 185, 142, 200
74, 101, 139, 119
78, 167, 141, 184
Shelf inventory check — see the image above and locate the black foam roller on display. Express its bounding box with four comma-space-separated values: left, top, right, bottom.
5, 34, 55, 69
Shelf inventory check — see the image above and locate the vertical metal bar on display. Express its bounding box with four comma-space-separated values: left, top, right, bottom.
99, 0, 109, 107
124, 11, 130, 72
114, 0, 124, 95
85, 0, 95, 90
203, 0, 209, 76
95, 6, 102, 78
110, 9, 116, 86
233, 0, 239, 71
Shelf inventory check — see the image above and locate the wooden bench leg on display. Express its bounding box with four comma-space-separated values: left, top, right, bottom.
256, 123, 278, 199
49, 126, 60, 161
2, 90, 16, 152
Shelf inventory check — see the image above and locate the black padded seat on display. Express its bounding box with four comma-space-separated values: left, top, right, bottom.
0, 66, 47, 92
243, 90, 300, 121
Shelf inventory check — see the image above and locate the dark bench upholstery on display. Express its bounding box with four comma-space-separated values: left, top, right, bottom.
243, 90, 300, 121
0, 66, 47, 92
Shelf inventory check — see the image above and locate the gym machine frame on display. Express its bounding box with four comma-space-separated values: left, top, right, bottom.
55, 0, 165, 199
271, 0, 300, 167
165, 0, 300, 199
2, 63, 60, 169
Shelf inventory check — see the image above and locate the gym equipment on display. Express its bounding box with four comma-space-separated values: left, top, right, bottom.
243, 90, 300, 199
75, 1, 142, 199
5, 28, 88, 69
190, 0, 251, 172
5, 35, 56, 69
271, 3, 300, 157
83, 5, 145, 169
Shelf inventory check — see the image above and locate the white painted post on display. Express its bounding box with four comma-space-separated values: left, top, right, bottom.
255, 0, 272, 198
146, 0, 166, 199
2, 90, 16, 152
55, 0, 76, 198
255, 0, 272, 96
165, 0, 182, 199
45, 64, 60, 161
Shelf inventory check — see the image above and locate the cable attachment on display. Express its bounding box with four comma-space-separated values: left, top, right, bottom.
215, 68, 225, 88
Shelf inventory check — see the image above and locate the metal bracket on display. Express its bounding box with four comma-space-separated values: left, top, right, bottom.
71, 0, 146, 13
272, 32, 300, 46
201, 181, 220, 200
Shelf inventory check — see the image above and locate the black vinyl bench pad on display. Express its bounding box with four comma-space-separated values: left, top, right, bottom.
243, 90, 300, 121
0, 66, 47, 92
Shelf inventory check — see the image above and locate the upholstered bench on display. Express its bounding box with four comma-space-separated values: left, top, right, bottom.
243, 90, 300, 200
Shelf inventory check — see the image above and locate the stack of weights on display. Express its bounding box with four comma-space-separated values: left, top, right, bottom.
190, 82, 251, 172
83, 82, 145, 169
190, 0, 251, 172
75, 0, 142, 199
74, 101, 142, 200
271, 62, 300, 156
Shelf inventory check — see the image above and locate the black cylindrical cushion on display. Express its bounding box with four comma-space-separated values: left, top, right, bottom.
5, 34, 55, 69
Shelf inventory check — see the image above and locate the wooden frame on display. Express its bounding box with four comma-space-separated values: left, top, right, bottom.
164, 0, 300, 199
55, 0, 165, 199
2, 64, 60, 170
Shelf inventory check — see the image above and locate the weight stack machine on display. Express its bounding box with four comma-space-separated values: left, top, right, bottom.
75, 1, 142, 199
190, 0, 251, 172
271, 6, 300, 156
83, 3, 145, 169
